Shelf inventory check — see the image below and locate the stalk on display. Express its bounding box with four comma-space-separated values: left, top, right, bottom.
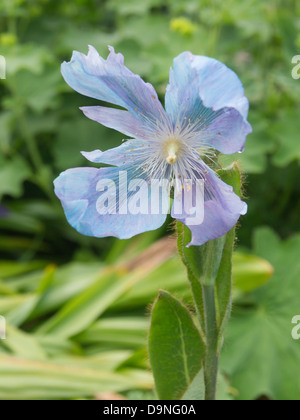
202, 284, 219, 401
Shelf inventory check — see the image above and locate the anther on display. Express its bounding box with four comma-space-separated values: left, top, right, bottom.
166, 151, 177, 164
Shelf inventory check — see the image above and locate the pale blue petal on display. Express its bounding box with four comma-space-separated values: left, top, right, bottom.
61, 46, 168, 130
54, 166, 168, 239
80, 106, 149, 139
172, 167, 247, 247
81, 139, 150, 166
199, 107, 252, 154
165, 52, 252, 155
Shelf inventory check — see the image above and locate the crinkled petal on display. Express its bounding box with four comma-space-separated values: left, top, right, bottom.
81, 139, 150, 167
54, 166, 168, 239
61, 46, 168, 133
200, 107, 252, 154
80, 106, 149, 139
165, 52, 252, 154
173, 167, 247, 247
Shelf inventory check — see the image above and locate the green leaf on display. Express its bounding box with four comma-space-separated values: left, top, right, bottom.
29, 262, 106, 316
0, 207, 44, 235
6, 295, 41, 327
5, 266, 55, 327
0, 295, 31, 315
76, 317, 148, 349
111, 256, 191, 312
1, 325, 46, 360
0, 112, 13, 154
270, 108, 300, 167
0, 156, 31, 199
221, 228, 300, 400
233, 252, 274, 292
3, 44, 52, 76
0, 354, 153, 400
13, 66, 62, 112
107, 0, 153, 16
53, 118, 120, 171
35, 270, 134, 337
35, 244, 172, 338
55, 27, 120, 57
0, 260, 46, 280
53, 351, 134, 372
149, 290, 205, 400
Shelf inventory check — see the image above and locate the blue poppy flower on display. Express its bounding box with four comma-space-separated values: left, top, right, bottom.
54, 46, 252, 246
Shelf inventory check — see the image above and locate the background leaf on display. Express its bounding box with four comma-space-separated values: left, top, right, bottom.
221, 228, 300, 400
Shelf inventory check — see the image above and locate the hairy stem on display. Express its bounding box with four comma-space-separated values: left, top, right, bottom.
202, 284, 219, 401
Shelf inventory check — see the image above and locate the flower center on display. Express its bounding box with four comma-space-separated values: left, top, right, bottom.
164, 138, 182, 165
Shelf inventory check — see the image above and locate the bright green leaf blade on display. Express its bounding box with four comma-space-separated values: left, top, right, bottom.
149, 290, 205, 400
6, 295, 41, 327
0, 261, 46, 280
0, 354, 153, 400
35, 271, 131, 337
0, 325, 46, 361
36, 242, 172, 337
76, 317, 148, 349
0, 295, 32, 315
111, 256, 191, 312
5, 265, 56, 327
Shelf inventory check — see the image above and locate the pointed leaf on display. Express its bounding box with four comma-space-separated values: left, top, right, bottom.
149, 290, 205, 400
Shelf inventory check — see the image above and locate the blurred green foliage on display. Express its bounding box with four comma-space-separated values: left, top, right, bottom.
0, 0, 300, 400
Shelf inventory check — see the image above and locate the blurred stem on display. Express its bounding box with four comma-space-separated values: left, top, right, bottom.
202, 284, 219, 401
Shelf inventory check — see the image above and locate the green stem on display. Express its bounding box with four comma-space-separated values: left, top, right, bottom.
202, 284, 219, 401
